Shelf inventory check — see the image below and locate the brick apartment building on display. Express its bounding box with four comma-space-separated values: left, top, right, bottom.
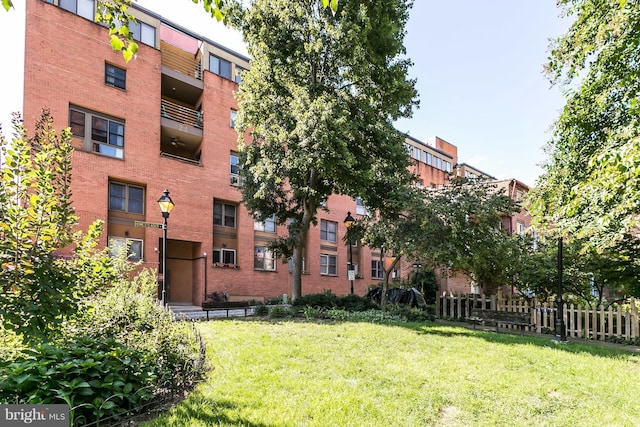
22, 0, 530, 305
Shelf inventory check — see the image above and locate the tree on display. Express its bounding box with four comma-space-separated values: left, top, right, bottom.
0, 111, 114, 342
234, 0, 418, 301
529, 1, 640, 250
418, 178, 522, 293
360, 177, 523, 303
517, 234, 640, 307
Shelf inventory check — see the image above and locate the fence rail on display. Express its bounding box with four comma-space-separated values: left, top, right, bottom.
436, 293, 640, 341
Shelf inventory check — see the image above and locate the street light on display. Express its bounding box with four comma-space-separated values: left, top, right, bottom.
555, 236, 567, 343
412, 259, 422, 277
344, 211, 355, 295
158, 189, 174, 306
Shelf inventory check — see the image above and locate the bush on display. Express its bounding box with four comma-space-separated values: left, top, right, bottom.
268, 305, 297, 319
293, 291, 379, 312
0, 337, 156, 426
254, 303, 269, 316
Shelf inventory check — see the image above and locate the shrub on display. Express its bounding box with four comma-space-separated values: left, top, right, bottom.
254, 304, 269, 316
293, 291, 379, 312
268, 306, 296, 318
0, 337, 156, 426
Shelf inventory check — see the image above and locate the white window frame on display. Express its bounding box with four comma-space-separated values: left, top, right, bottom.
214, 201, 236, 228
371, 260, 384, 280
355, 197, 368, 216
320, 220, 337, 243
213, 248, 236, 265
108, 236, 143, 261
70, 106, 125, 159
516, 222, 525, 235
412, 146, 421, 161
254, 214, 276, 233
230, 153, 242, 187
423, 151, 432, 165
230, 110, 237, 128
108, 181, 144, 214
320, 254, 337, 276
254, 246, 276, 271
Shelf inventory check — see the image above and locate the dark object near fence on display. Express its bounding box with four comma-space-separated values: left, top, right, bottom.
365, 287, 427, 308
469, 309, 532, 334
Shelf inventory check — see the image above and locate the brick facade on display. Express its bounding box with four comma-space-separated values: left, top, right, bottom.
23, 0, 532, 304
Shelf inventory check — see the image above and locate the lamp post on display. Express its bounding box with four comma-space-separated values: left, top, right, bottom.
554, 236, 567, 342
343, 211, 355, 295
158, 189, 175, 306
412, 259, 422, 277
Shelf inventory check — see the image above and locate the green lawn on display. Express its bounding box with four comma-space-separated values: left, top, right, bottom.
142, 320, 640, 426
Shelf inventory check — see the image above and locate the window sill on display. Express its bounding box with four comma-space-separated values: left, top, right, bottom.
213, 263, 239, 269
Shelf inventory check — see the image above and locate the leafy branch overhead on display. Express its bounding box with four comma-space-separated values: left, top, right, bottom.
529, 0, 640, 250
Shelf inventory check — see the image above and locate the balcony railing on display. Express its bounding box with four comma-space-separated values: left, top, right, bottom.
161, 99, 203, 129
161, 45, 202, 80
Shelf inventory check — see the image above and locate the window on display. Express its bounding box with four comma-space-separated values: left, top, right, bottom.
435, 157, 442, 170
254, 214, 276, 233
320, 254, 337, 276
210, 54, 232, 79
254, 246, 276, 271
516, 222, 525, 235
230, 153, 242, 186
355, 197, 367, 216
235, 66, 245, 84
109, 182, 144, 214
423, 151, 432, 165
412, 146, 421, 161
60, 0, 94, 20
105, 63, 126, 89
230, 110, 237, 128
130, 20, 156, 46
403, 143, 412, 155
214, 201, 236, 228
108, 236, 143, 261
444, 161, 451, 172
70, 107, 125, 159
320, 220, 337, 242
371, 260, 384, 279
213, 248, 236, 265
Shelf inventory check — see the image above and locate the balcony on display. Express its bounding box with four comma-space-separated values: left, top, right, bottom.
161, 99, 203, 165
161, 41, 204, 106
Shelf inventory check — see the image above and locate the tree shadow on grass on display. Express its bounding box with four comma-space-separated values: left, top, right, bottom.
406, 320, 640, 359
141, 396, 276, 427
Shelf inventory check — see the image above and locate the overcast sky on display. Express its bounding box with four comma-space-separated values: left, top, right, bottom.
1, 1, 571, 186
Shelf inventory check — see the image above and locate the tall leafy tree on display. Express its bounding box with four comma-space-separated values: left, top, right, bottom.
0, 111, 114, 342
361, 177, 523, 301
529, 0, 640, 249
234, 0, 418, 300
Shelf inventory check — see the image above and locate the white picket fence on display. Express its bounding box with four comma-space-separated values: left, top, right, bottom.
436, 293, 640, 341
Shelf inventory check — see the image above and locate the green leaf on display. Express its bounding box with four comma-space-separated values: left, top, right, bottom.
2, 0, 12, 11
110, 35, 124, 51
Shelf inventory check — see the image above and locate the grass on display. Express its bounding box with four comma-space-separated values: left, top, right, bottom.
141, 319, 640, 426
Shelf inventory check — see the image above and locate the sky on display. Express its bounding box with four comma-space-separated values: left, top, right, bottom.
0, 1, 571, 187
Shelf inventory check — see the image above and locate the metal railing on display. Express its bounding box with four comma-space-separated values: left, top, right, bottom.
161, 99, 203, 129
161, 46, 202, 80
